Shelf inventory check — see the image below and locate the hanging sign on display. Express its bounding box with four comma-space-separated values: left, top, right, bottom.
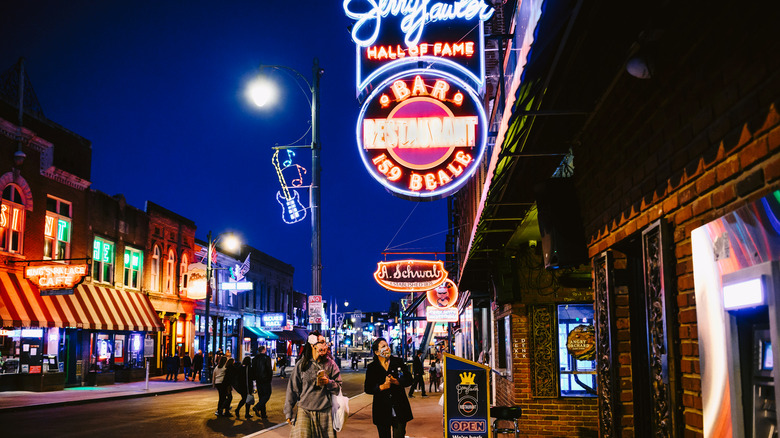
374, 259, 448, 292
262, 313, 287, 329
443, 352, 491, 438
25, 264, 88, 292
427, 306, 459, 322
357, 70, 487, 201
344, 0, 494, 92
426, 278, 459, 309
272, 149, 308, 224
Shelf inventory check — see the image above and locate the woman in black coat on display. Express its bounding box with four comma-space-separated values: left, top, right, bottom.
364, 338, 413, 438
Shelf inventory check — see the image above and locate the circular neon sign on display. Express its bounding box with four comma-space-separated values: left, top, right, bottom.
356, 69, 487, 201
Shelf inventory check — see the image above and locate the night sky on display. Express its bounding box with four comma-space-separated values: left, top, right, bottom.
0, 1, 448, 312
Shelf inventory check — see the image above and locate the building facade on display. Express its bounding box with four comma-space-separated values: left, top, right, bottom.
452, 1, 779, 437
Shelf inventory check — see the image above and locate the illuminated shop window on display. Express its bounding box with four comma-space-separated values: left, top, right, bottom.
92, 237, 115, 284
179, 253, 189, 294
165, 249, 175, 294
558, 304, 597, 397
151, 245, 161, 291
123, 247, 143, 289
44, 196, 72, 260
0, 185, 25, 254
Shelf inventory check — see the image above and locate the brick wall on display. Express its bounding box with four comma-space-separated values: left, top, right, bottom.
573, 4, 780, 436
493, 303, 598, 437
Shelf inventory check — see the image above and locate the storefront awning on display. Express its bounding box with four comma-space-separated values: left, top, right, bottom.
244, 325, 278, 340
271, 328, 306, 342
0, 271, 163, 332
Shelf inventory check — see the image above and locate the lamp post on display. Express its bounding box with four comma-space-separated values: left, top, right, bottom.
201, 230, 240, 384
247, 58, 324, 330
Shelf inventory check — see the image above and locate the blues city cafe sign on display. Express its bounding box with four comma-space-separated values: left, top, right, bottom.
443, 353, 491, 438
343, 0, 494, 92
357, 70, 487, 200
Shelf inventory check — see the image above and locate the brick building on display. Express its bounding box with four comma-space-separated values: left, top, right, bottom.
451, 1, 779, 437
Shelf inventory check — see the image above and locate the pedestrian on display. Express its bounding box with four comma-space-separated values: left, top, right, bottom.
172, 352, 181, 381
428, 357, 438, 393
192, 350, 204, 382
231, 356, 254, 419
278, 354, 287, 378
365, 338, 413, 438
164, 353, 175, 381
252, 345, 273, 419
407, 350, 427, 398
213, 352, 234, 416
351, 353, 359, 371
182, 352, 192, 381
283, 331, 342, 437
207, 351, 215, 378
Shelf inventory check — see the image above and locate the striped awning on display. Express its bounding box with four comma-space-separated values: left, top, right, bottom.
0, 271, 163, 332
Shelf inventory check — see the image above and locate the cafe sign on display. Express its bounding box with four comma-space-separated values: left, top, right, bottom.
374, 259, 448, 292
25, 264, 88, 291
357, 70, 487, 201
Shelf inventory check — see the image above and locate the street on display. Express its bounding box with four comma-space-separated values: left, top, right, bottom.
0, 370, 367, 437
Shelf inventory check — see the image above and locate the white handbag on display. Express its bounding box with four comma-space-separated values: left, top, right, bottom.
331, 388, 350, 432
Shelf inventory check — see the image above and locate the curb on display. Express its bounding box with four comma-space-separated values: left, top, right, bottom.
0, 383, 209, 413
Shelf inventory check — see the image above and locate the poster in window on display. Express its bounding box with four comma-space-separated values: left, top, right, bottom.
566, 324, 596, 361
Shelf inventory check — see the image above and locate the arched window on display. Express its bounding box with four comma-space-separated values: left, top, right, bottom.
151, 245, 161, 291
180, 253, 189, 294
165, 249, 176, 294
0, 185, 25, 253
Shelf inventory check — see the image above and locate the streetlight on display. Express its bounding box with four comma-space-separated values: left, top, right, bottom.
247, 58, 324, 330
201, 230, 240, 384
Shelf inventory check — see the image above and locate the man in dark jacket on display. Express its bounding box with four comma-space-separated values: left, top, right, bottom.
182, 352, 193, 381
192, 350, 204, 382
171, 352, 181, 381
408, 350, 427, 397
251, 345, 273, 419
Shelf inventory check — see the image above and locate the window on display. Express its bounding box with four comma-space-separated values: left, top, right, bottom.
44, 196, 72, 260
558, 304, 597, 397
92, 237, 115, 284
123, 247, 143, 289
165, 249, 175, 294
179, 254, 189, 293
0, 185, 25, 253
151, 246, 161, 291
496, 315, 511, 379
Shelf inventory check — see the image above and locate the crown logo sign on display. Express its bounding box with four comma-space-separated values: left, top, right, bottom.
459, 372, 476, 385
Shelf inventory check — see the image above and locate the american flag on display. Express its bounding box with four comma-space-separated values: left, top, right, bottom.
237, 253, 250, 280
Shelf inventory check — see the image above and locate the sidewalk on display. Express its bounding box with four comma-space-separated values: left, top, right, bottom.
0, 375, 445, 438
248, 392, 444, 438
0, 374, 207, 412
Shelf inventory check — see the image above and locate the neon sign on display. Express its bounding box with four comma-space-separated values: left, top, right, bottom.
357, 70, 486, 200
374, 259, 448, 292
344, 0, 494, 92
25, 264, 89, 290
272, 149, 308, 224
425, 278, 459, 309
262, 313, 286, 328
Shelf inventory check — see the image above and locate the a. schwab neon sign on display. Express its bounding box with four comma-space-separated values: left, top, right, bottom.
344, 0, 494, 91
357, 69, 487, 200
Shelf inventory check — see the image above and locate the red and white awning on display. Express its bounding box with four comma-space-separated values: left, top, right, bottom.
0, 271, 163, 331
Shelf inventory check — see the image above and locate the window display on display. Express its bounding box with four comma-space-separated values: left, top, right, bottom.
558, 304, 597, 397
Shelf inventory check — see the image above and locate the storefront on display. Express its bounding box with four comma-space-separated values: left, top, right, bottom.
0, 272, 163, 390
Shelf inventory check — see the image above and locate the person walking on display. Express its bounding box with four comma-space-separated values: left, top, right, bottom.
365, 338, 413, 438
278, 354, 288, 378
171, 352, 181, 381
407, 350, 427, 398
252, 345, 273, 419
163, 353, 173, 380
231, 356, 255, 419
283, 331, 342, 437
182, 352, 192, 381
192, 350, 204, 382
213, 353, 235, 416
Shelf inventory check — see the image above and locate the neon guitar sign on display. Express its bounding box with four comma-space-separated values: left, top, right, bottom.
272, 150, 308, 224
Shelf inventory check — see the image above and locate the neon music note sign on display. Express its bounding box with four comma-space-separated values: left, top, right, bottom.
272, 150, 308, 224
